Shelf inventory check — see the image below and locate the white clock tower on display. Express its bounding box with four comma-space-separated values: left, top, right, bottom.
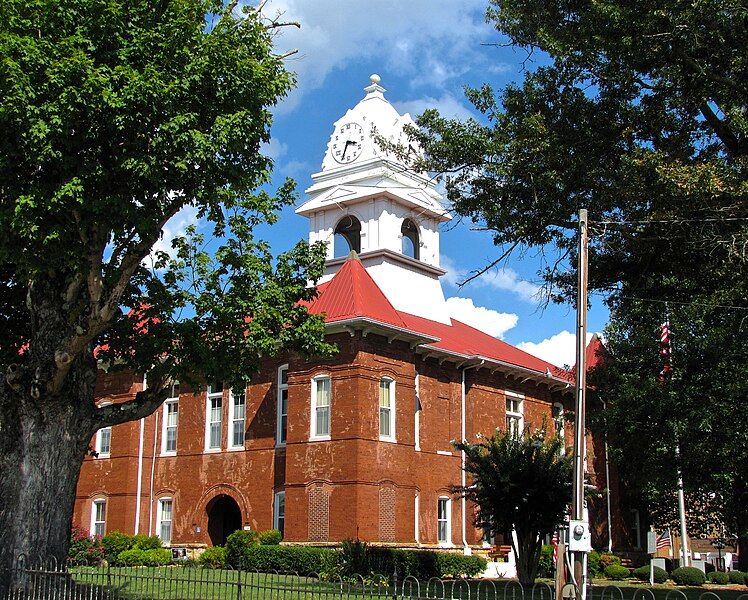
296, 75, 453, 324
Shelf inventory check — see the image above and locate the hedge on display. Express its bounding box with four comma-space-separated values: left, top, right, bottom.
728, 570, 746, 585
101, 532, 133, 564
671, 566, 706, 586
117, 548, 171, 567
604, 565, 630, 580
258, 530, 283, 545
633, 565, 669, 584
707, 571, 730, 585
227, 543, 337, 576
199, 547, 227, 569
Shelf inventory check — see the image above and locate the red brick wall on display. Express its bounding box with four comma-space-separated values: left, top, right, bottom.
75, 331, 629, 551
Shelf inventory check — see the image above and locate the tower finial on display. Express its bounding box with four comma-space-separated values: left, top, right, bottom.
370, 73, 381, 85
364, 73, 386, 95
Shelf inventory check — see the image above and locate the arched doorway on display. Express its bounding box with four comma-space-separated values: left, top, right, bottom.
206, 494, 242, 546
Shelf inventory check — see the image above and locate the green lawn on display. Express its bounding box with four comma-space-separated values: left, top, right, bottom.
63, 568, 748, 600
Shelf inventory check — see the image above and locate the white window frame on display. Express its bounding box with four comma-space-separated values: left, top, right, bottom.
414, 372, 421, 451
228, 388, 246, 450
437, 496, 452, 546
310, 375, 331, 440
157, 497, 173, 545
204, 383, 223, 452
273, 491, 285, 536
505, 391, 524, 437
90, 499, 106, 538
276, 365, 289, 447
379, 377, 396, 442
94, 401, 112, 458
161, 382, 180, 456
552, 402, 565, 455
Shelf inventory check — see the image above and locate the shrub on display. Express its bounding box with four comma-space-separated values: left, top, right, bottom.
118, 548, 146, 567
141, 548, 172, 567
707, 571, 730, 585
600, 553, 622, 569
68, 524, 105, 566
537, 545, 554, 578
728, 570, 745, 585
132, 534, 162, 550
228, 543, 337, 575
366, 547, 485, 579
604, 564, 630, 580
199, 547, 227, 569
225, 530, 259, 565
633, 565, 669, 584
671, 566, 706, 586
102, 532, 134, 564
258, 530, 283, 545
340, 539, 370, 576
588, 551, 602, 578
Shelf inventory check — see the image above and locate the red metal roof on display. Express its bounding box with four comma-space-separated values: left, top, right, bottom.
306, 257, 408, 329
307, 257, 573, 380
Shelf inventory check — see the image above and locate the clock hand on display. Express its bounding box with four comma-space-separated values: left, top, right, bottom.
341, 139, 355, 159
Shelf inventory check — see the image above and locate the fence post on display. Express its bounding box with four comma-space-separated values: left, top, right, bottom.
392, 565, 398, 600
236, 562, 242, 600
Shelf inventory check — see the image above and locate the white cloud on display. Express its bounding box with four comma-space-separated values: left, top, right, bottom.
445, 296, 518, 339
517, 331, 595, 369
261, 138, 288, 161
394, 94, 476, 122
253, 0, 491, 112
440, 254, 541, 302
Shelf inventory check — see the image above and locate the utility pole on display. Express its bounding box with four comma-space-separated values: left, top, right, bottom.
568, 208, 591, 600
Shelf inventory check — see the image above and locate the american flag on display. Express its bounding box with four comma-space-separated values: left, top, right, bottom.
658, 319, 673, 383
656, 529, 671, 550
552, 531, 559, 564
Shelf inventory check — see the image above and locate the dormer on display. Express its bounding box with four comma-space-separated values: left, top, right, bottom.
296, 75, 453, 324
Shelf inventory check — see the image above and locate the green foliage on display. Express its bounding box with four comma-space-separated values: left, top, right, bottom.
604, 565, 630, 580
536, 545, 554, 579
728, 570, 746, 585
117, 549, 146, 567
131, 535, 162, 551
225, 529, 259, 564
101, 532, 134, 563
364, 547, 485, 579
141, 548, 172, 567
258, 530, 282, 545
588, 551, 602, 578
228, 544, 337, 575
707, 571, 730, 585
633, 565, 669, 584
67, 524, 104, 566
340, 539, 370, 576
453, 429, 572, 584
198, 547, 227, 569
599, 553, 622, 569
671, 567, 706, 586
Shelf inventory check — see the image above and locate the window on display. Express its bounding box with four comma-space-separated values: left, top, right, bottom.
311, 376, 331, 439
437, 497, 451, 545
274, 491, 285, 537
205, 382, 223, 451
91, 499, 106, 538
333, 215, 361, 258
95, 426, 111, 457
401, 219, 420, 259
505, 391, 524, 437
229, 389, 246, 449
158, 498, 173, 544
277, 365, 289, 446
379, 377, 396, 441
630, 509, 641, 549
553, 402, 565, 455
414, 372, 421, 451
161, 382, 179, 455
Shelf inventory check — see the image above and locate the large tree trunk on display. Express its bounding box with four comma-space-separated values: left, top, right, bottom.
0, 366, 96, 596
513, 528, 542, 585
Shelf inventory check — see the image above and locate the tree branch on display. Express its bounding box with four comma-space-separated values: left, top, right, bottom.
94, 387, 167, 429
699, 102, 746, 157
458, 241, 520, 287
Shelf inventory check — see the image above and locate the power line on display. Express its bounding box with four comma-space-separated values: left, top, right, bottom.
591, 291, 748, 312
592, 217, 748, 226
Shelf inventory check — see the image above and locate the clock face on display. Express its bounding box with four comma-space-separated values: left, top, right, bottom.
332, 122, 365, 164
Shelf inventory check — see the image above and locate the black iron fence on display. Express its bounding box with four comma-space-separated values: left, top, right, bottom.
2, 558, 747, 600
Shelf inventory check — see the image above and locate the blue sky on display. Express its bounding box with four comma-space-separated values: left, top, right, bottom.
185, 1, 609, 367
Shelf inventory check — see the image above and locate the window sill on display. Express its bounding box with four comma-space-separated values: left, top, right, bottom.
436, 450, 453, 456
438, 542, 455, 549
379, 437, 397, 444
275, 442, 287, 449
309, 436, 331, 442
160, 452, 177, 458
95, 453, 111, 459
227, 446, 244, 452
203, 448, 222, 454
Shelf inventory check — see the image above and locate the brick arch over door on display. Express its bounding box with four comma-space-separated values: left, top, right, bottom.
193, 484, 249, 545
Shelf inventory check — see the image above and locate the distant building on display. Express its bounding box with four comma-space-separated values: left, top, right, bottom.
74, 76, 635, 565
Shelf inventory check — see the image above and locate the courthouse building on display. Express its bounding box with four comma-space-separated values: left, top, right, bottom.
74, 75, 636, 560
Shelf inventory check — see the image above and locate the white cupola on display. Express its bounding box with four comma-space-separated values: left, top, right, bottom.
296, 75, 453, 324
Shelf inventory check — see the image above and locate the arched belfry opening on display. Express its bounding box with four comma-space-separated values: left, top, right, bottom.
206, 494, 242, 546
333, 215, 361, 258
401, 218, 420, 260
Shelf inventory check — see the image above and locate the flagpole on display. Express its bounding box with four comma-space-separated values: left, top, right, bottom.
662, 303, 690, 567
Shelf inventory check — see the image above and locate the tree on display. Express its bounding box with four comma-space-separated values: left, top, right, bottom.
453, 429, 572, 584
0, 0, 332, 592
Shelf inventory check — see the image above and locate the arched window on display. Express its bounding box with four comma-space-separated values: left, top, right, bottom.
401, 219, 419, 259
334, 216, 361, 258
